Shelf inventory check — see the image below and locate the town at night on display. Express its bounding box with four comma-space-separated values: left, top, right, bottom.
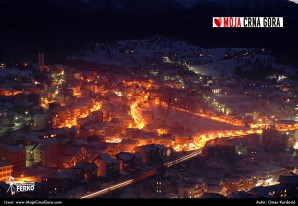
0, 0, 298, 203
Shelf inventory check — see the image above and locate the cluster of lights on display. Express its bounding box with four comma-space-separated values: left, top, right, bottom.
193, 129, 262, 148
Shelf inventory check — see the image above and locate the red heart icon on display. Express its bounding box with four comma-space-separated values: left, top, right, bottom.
214, 18, 222, 27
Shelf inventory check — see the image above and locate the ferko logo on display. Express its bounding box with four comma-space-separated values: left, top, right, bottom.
213, 17, 283, 28
5, 176, 35, 195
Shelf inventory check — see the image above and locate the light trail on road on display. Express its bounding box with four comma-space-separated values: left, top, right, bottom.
80, 179, 134, 199
79, 150, 202, 199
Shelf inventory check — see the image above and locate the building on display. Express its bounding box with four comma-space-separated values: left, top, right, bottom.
227, 191, 259, 198
0, 144, 25, 170
42, 169, 84, 192
120, 139, 140, 152
0, 161, 13, 182
90, 111, 104, 124
142, 111, 154, 124
116, 152, 143, 172
74, 162, 97, 181
13, 101, 33, 114
116, 152, 133, 172
249, 184, 288, 198
178, 181, 208, 198
222, 177, 246, 192
134, 144, 164, 165
205, 178, 230, 196
32, 114, 47, 131
125, 128, 141, 138
202, 145, 235, 157
93, 153, 120, 178
278, 174, 298, 198
57, 146, 87, 168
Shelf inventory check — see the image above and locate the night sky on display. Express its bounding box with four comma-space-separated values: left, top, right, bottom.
0, 0, 298, 66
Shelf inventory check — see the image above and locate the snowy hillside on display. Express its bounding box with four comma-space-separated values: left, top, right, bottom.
68, 36, 297, 78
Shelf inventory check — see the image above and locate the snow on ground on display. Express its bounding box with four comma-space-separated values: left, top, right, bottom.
151, 104, 243, 134
187, 58, 240, 78
68, 36, 297, 78
68, 36, 244, 66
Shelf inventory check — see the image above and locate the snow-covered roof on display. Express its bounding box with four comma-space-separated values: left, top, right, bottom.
99, 153, 118, 164
0, 144, 25, 152
278, 174, 298, 184
120, 139, 139, 145
250, 185, 287, 196
201, 192, 226, 199
74, 162, 96, 170
117, 153, 132, 161
227, 191, 258, 198
0, 161, 11, 167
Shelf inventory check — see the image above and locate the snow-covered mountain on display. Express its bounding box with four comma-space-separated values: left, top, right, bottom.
288, 0, 298, 3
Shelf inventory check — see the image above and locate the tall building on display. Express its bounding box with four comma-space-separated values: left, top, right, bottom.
38, 52, 44, 71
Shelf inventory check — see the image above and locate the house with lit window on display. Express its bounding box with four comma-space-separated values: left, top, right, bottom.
178, 181, 208, 198
205, 178, 230, 196
278, 174, 298, 198
93, 153, 120, 178
134, 144, 167, 165
52, 106, 71, 127
26, 140, 63, 168
74, 162, 97, 181
116, 152, 143, 172
249, 184, 288, 198
222, 177, 246, 192
87, 142, 120, 161
42, 169, 84, 192
56, 145, 87, 168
